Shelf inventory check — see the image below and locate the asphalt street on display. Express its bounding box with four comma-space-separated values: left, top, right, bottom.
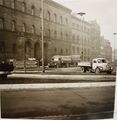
1, 86, 115, 119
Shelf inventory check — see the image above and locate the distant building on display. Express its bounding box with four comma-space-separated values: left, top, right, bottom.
100, 36, 112, 61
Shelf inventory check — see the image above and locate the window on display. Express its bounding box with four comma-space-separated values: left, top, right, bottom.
47, 29, 50, 38
11, 20, 16, 31
72, 46, 75, 54
0, 0, 3, 5
11, 0, 15, 9
54, 13, 57, 22
54, 30, 57, 38
0, 18, 4, 29
40, 8, 42, 18
66, 49, 68, 55
77, 35, 79, 43
22, 23, 26, 32
60, 48, 63, 54
31, 25, 35, 34
54, 48, 57, 53
60, 32, 63, 39
31, 6, 35, 15
22, 2, 26, 12
60, 16, 63, 24
47, 11, 51, 21
77, 47, 79, 54
65, 18, 68, 24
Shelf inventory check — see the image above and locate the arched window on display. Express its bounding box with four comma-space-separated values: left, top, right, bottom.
34, 42, 39, 59
11, 0, 15, 9
11, 20, 16, 31
25, 40, 32, 58
54, 13, 57, 22
22, 23, 26, 32
22, 2, 26, 12
31, 25, 35, 34
31, 5, 35, 15
0, 18, 4, 29
47, 11, 51, 21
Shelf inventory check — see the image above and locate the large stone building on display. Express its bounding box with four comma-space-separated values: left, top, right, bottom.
0, 0, 112, 64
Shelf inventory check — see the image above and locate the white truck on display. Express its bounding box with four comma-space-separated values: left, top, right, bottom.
78, 58, 113, 74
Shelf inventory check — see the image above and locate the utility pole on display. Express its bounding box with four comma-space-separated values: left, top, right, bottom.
41, 0, 45, 72
77, 12, 86, 61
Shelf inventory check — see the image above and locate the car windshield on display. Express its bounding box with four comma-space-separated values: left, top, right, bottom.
98, 59, 107, 63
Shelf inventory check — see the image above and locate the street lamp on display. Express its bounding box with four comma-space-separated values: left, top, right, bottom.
113, 33, 117, 66
77, 12, 86, 61
41, 0, 45, 72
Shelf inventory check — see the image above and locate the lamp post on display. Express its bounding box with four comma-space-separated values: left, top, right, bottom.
77, 12, 86, 61
113, 33, 117, 67
41, 0, 45, 72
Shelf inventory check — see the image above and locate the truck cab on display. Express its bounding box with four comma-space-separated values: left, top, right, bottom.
92, 58, 113, 74
78, 58, 113, 74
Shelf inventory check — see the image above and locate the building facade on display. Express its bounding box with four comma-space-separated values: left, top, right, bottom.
0, 0, 112, 64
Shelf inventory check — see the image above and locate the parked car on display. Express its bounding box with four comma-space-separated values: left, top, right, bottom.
0, 59, 14, 80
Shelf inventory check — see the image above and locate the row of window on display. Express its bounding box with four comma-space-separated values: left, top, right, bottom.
0, 18, 70, 40
0, 0, 69, 25
72, 22, 90, 33
54, 47, 69, 55
72, 46, 90, 55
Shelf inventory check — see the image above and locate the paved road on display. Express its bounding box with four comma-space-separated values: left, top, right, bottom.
1, 86, 115, 119
0, 73, 116, 84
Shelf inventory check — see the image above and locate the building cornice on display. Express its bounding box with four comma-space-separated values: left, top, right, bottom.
45, 0, 72, 13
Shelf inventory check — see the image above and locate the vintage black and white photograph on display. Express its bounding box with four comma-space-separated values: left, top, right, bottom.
0, 0, 117, 119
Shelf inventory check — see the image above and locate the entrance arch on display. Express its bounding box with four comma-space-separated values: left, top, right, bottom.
25, 40, 32, 59
34, 42, 40, 59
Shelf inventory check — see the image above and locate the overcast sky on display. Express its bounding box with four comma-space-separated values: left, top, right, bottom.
53, 0, 117, 49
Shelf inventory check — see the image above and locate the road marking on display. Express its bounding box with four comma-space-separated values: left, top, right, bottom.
0, 82, 115, 90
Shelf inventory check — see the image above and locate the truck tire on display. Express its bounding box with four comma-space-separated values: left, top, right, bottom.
82, 67, 86, 72
95, 68, 100, 74
107, 71, 112, 74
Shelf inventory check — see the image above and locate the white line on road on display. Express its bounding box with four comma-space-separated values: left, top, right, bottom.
0, 82, 115, 90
